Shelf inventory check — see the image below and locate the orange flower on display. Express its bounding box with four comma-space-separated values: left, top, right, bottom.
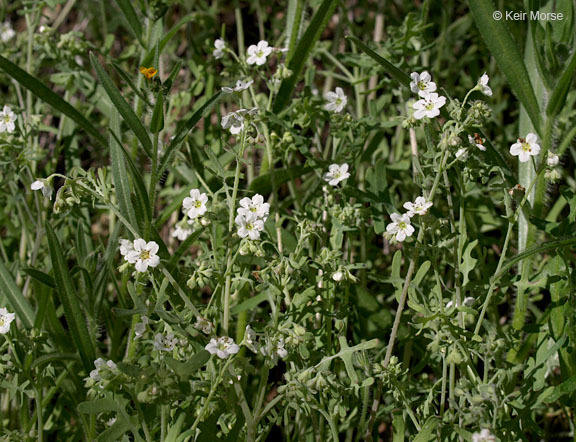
139, 66, 157, 80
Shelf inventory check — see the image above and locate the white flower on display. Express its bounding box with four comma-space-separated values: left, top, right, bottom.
172, 224, 194, 241
412, 93, 446, 119
194, 317, 214, 335
324, 87, 347, 113
472, 429, 496, 442
386, 213, 415, 242
455, 148, 469, 161
154, 333, 178, 351
410, 71, 437, 96
125, 239, 160, 272
468, 134, 487, 151
213, 38, 226, 59
332, 271, 344, 282
106, 418, 117, 427
0, 22, 15, 42
235, 214, 265, 240
222, 79, 254, 94
546, 151, 560, 167
221, 111, 245, 135
90, 358, 117, 382
205, 336, 240, 359
134, 317, 149, 339
182, 189, 208, 219
323, 163, 350, 186
119, 239, 134, 257
260, 337, 288, 361
463, 297, 475, 307
0, 105, 16, 133
30, 179, 53, 199
509, 133, 540, 163
478, 73, 492, 97
246, 40, 272, 66
237, 194, 270, 221
403, 196, 433, 217
0, 308, 15, 334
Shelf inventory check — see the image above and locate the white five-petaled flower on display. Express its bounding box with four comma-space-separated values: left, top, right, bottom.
403, 196, 433, 217
468, 134, 487, 151
237, 194, 270, 221
323, 163, 350, 186
472, 429, 496, 442
205, 336, 240, 359
412, 93, 446, 119
0, 105, 17, 133
324, 87, 348, 113
30, 179, 53, 199
478, 73, 492, 97
0, 308, 15, 334
386, 213, 415, 242
260, 337, 288, 362
235, 214, 265, 240
509, 133, 540, 163
213, 38, 226, 59
546, 151, 560, 167
182, 188, 208, 219
0, 22, 15, 42
246, 40, 272, 66
154, 333, 178, 351
410, 71, 437, 97
222, 79, 254, 94
172, 224, 194, 241
243, 325, 259, 353
221, 108, 258, 135
125, 239, 160, 272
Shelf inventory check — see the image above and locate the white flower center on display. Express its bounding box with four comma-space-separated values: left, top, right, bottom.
246, 222, 254, 230
257, 50, 264, 58
521, 142, 531, 152
398, 222, 407, 230
3, 115, 10, 123
194, 200, 202, 208
425, 101, 435, 110
418, 81, 427, 90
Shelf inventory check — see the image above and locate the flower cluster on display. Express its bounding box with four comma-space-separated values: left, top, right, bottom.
410, 71, 446, 120
235, 193, 270, 240
119, 239, 160, 273
88, 358, 118, 383
386, 196, 432, 242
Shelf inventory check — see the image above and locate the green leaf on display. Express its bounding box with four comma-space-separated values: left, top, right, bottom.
468, 0, 542, 132
392, 412, 405, 442
46, 223, 96, 371
90, 52, 153, 158
114, 0, 143, 45
546, 48, 576, 117
0, 259, 35, 329
346, 36, 411, 87
0, 55, 105, 145
150, 91, 164, 133
250, 166, 312, 195
273, 0, 338, 112
413, 416, 439, 442
460, 240, 478, 287
78, 398, 121, 414
110, 110, 138, 230
159, 91, 222, 172
21, 268, 56, 289
495, 235, 576, 282
165, 350, 210, 378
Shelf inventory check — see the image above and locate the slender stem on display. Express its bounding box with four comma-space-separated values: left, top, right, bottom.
34, 386, 43, 442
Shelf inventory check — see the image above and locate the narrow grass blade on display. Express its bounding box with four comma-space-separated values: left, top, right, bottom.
468, 0, 542, 133
110, 110, 138, 229
141, 14, 196, 66
0, 55, 106, 145
46, 223, 96, 371
114, 0, 144, 45
273, 0, 338, 113
90, 52, 153, 158
0, 259, 35, 329
546, 48, 576, 118
286, 0, 305, 62
346, 36, 411, 87
159, 91, 222, 171
150, 91, 164, 134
